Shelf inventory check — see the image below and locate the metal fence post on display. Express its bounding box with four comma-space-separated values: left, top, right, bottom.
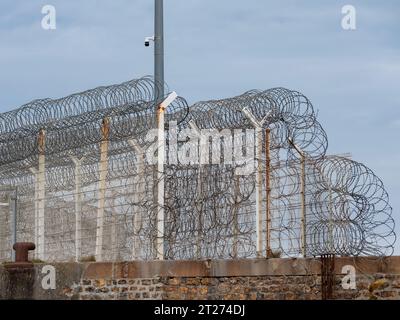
156, 92, 178, 260
37, 129, 46, 261
265, 128, 272, 257
241, 107, 270, 257
95, 118, 110, 262
10, 189, 17, 261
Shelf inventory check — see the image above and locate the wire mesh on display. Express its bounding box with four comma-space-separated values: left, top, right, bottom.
0, 77, 395, 262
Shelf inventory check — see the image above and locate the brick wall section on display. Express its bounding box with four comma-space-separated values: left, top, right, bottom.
64, 278, 163, 300
1, 257, 400, 300
62, 274, 400, 300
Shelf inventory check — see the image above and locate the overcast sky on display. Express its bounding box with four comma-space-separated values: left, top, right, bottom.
0, 0, 399, 252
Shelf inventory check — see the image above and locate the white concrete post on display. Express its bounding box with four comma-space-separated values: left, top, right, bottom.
156, 92, 177, 260
95, 118, 110, 262
71, 156, 84, 262
31, 128, 46, 261
241, 108, 270, 257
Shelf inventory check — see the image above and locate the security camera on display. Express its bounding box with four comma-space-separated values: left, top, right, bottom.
144, 36, 155, 47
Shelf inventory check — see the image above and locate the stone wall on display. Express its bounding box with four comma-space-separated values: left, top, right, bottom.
1, 257, 400, 300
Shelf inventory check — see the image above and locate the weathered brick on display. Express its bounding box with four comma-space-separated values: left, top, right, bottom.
169, 278, 180, 285
84, 286, 94, 292
186, 278, 200, 286
142, 292, 150, 299
94, 279, 106, 287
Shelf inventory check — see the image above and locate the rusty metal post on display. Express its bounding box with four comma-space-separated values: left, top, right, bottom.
95, 118, 110, 262
265, 128, 272, 257
37, 129, 46, 261
13, 242, 35, 263
10, 189, 18, 262
29, 167, 39, 257
300, 153, 306, 257
321, 254, 335, 300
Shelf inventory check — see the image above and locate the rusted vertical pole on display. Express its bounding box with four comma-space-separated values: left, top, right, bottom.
255, 127, 263, 256
95, 118, 110, 262
37, 128, 46, 261
300, 153, 306, 257
29, 167, 39, 258
265, 128, 272, 257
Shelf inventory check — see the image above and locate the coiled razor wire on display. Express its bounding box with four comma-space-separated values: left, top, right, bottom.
0, 76, 395, 262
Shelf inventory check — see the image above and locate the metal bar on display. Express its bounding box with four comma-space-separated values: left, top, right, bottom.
37, 128, 46, 261
300, 153, 306, 257
95, 118, 110, 262
255, 127, 263, 256
265, 128, 272, 257
29, 167, 39, 259
10, 188, 17, 261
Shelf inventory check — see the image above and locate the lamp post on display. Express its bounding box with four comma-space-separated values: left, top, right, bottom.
154, 0, 164, 103
145, 0, 165, 109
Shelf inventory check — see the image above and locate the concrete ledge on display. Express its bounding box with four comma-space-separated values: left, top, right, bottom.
78, 256, 400, 279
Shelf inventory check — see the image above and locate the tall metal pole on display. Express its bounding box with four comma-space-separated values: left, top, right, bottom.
265, 129, 272, 258
10, 188, 17, 262
155, 0, 164, 104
